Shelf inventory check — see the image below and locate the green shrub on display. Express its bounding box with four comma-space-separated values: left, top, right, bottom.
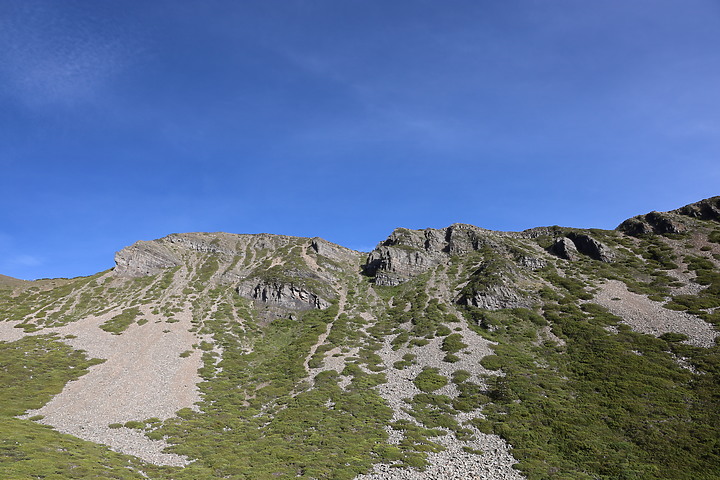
414, 368, 448, 393
99, 307, 141, 334
441, 333, 464, 352
659, 332, 689, 343
480, 355, 503, 371
443, 353, 460, 363
452, 370, 471, 384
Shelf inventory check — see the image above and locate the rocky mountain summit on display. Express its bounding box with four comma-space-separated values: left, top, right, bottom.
1, 196, 719, 479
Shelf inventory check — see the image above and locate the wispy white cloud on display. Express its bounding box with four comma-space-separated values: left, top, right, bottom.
0, 2, 139, 110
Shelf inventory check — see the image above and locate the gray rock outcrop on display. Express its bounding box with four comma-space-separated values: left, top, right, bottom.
517, 255, 547, 270
549, 237, 579, 261
459, 283, 535, 310
114, 241, 182, 277
237, 281, 330, 310
364, 224, 508, 286
673, 196, 720, 223
165, 233, 237, 255
566, 233, 615, 262
617, 211, 686, 236
310, 237, 358, 264
456, 256, 538, 310
364, 228, 446, 286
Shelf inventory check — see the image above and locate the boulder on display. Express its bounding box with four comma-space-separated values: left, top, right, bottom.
567, 233, 615, 262
549, 237, 579, 261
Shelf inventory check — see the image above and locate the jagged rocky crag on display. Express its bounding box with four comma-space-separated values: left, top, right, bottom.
0, 197, 719, 479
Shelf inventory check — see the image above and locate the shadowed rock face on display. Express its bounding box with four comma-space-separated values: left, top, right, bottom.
617, 211, 687, 236
566, 233, 615, 262
616, 197, 720, 237
550, 237, 579, 261
364, 225, 548, 309
364, 224, 511, 286
673, 196, 720, 222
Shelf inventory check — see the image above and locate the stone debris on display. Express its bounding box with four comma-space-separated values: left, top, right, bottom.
355, 309, 525, 480
594, 280, 717, 348
10, 304, 209, 466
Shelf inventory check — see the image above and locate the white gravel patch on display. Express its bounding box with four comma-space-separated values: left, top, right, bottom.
594, 280, 717, 348
18, 303, 210, 466
0, 320, 27, 343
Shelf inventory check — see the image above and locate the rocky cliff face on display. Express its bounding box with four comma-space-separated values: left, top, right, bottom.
364, 224, 521, 286
114, 240, 182, 277
617, 211, 688, 236
565, 232, 615, 262
237, 281, 330, 310
363, 224, 603, 310
549, 236, 580, 261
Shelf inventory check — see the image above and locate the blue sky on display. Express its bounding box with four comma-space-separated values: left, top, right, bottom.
1, 0, 719, 280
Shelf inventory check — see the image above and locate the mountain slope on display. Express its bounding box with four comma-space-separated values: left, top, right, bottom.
1, 197, 719, 479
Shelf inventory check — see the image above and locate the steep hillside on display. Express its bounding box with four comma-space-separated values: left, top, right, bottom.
1, 197, 719, 479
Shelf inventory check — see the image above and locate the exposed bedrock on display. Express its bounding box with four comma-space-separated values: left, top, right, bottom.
237, 280, 331, 311
618, 211, 687, 236
566, 232, 615, 262
549, 237, 579, 261
615, 197, 720, 236
364, 224, 512, 286
113, 241, 182, 277
458, 282, 536, 310
673, 196, 720, 222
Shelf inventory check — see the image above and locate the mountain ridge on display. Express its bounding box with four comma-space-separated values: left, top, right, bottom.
1, 196, 719, 479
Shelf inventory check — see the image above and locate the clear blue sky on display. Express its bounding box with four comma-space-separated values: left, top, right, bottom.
1, 0, 719, 280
